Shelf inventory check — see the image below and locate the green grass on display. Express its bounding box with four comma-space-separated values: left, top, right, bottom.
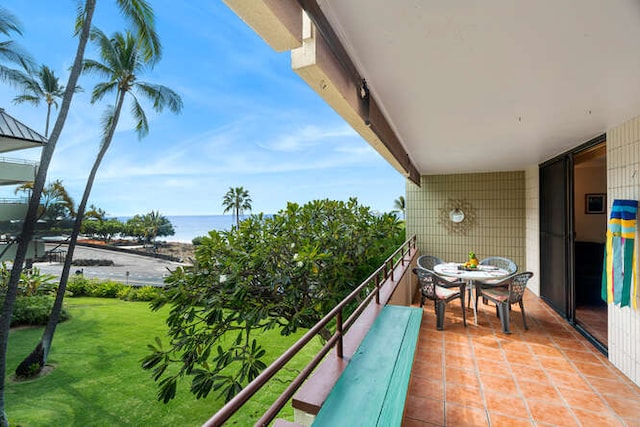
6, 298, 321, 426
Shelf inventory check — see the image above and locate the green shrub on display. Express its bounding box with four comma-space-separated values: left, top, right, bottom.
67, 276, 92, 297
10, 295, 69, 327
89, 280, 125, 298
67, 277, 125, 298
118, 286, 163, 301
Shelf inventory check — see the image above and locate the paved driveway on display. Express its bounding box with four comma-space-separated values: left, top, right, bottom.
33, 244, 187, 286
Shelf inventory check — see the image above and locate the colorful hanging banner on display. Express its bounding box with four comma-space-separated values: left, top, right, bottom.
602, 199, 638, 309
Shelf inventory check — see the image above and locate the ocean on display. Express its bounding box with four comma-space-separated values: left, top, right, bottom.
165, 215, 239, 243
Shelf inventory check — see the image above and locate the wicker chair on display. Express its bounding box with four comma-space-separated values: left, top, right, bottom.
417, 255, 444, 271
473, 256, 518, 307
481, 272, 533, 334
413, 267, 467, 330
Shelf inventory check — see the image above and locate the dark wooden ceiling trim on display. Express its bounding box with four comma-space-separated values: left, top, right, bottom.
296, 0, 420, 185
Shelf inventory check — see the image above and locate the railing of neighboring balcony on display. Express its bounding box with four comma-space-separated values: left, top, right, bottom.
203, 234, 418, 427
0, 156, 39, 167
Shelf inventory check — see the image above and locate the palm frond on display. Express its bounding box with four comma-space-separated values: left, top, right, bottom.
116, 0, 162, 63
12, 94, 40, 106
99, 106, 116, 149
90, 81, 118, 104
82, 58, 114, 80
0, 65, 29, 87
0, 40, 35, 69
135, 82, 183, 114
0, 7, 22, 36
73, 0, 87, 36
129, 94, 149, 138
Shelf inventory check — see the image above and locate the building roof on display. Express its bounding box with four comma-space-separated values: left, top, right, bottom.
0, 108, 47, 153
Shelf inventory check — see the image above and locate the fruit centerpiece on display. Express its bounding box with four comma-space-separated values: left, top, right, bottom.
463, 251, 479, 269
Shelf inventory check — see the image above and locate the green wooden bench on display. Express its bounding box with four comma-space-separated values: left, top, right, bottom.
312, 304, 422, 426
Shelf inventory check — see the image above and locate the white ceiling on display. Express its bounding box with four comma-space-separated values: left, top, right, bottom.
317, 0, 640, 174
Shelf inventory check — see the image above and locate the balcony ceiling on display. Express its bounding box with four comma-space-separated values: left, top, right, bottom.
316, 0, 640, 174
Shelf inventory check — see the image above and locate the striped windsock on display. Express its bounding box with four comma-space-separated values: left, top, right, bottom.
602, 199, 638, 308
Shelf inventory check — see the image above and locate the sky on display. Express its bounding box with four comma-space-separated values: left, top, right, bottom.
0, 1, 405, 217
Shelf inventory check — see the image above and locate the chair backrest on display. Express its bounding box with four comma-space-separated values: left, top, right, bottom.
480, 256, 517, 274
508, 272, 534, 303
417, 255, 444, 271
413, 267, 438, 301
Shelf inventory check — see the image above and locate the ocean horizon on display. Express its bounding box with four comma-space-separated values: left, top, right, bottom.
166, 215, 239, 243
118, 215, 246, 243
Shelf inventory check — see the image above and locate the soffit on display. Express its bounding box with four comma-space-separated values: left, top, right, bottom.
316, 0, 640, 174
0, 108, 47, 153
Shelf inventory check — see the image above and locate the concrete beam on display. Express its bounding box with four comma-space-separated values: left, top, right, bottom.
223, 0, 303, 52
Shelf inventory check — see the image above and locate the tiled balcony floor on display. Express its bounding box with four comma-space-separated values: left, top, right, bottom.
403, 290, 640, 426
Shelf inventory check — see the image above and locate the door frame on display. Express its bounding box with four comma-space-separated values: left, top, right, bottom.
539, 133, 607, 353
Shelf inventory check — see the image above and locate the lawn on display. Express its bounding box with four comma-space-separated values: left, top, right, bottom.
5, 298, 321, 426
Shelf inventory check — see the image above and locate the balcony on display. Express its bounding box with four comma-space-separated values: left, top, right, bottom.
404, 291, 640, 426
0, 157, 38, 186
205, 237, 640, 426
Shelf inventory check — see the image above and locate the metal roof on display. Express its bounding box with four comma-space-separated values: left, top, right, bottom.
0, 108, 47, 153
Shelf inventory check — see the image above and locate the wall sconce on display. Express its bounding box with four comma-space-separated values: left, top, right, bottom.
449, 208, 465, 223
439, 199, 476, 234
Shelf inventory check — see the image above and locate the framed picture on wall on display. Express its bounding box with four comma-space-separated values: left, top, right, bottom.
585, 193, 606, 214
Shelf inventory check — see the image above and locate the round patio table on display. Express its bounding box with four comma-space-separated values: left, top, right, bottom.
433, 263, 511, 325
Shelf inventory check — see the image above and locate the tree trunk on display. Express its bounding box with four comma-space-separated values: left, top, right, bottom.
44, 103, 51, 138
0, 2, 96, 425
18, 89, 125, 375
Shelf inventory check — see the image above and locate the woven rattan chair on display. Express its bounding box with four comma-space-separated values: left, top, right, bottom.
413, 267, 467, 330
417, 255, 444, 271
481, 272, 533, 334
473, 256, 518, 307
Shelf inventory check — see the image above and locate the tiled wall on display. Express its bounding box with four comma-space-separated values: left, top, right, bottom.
406, 171, 526, 270
607, 117, 640, 386
525, 166, 541, 295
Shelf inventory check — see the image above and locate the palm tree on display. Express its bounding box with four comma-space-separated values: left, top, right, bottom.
14, 179, 76, 220
223, 187, 253, 228
15, 27, 181, 381
394, 195, 406, 220
2, 3, 162, 422
0, 6, 35, 85
13, 65, 81, 137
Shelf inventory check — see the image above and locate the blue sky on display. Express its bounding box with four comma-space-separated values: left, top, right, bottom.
0, 1, 404, 216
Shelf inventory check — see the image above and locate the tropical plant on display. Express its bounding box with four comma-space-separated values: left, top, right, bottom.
1, 2, 161, 425
14, 179, 76, 220
394, 195, 406, 220
12, 65, 81, 137
17, 267, 57, 297
222, 186, 252, 228
142, 198, 403, 403
125, 211, 174, 244
81, 218, 124, 242
15, 26, 181, 382
84, 204, 108, 221
0, 6, 34, 85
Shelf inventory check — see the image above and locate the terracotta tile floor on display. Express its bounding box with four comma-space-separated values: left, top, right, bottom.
403, 290, 640, 426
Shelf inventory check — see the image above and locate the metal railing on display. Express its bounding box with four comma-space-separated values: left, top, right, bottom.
0, 156, 38, 167
203, 235, 417, 427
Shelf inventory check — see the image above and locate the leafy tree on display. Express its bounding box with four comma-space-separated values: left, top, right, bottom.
394, 195, 406, 220
81, 218, 124, 243
125, 211, 174, 244
84, 204, 108, 221
222, 186, 252, 228
14, 179, 76, 221
10, 0, 170, 400
0, 6, 34, 85
142, 198, 403, 403
12, 65, 81, 137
